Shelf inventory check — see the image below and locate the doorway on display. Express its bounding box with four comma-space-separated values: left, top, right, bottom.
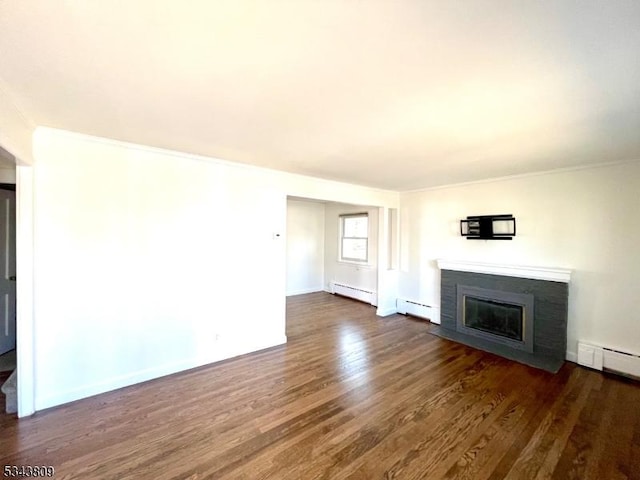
0, 184, 16, 357
0, 147, 17, 413
285, 197, 384, 336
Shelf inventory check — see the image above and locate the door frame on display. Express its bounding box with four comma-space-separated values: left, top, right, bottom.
16, 165, 34, 416
0, 185, 16, 356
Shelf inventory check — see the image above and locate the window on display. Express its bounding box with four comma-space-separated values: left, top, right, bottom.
340, 213, 368, 262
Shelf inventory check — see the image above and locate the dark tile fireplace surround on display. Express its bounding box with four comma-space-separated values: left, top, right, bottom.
432, 262, 570, 373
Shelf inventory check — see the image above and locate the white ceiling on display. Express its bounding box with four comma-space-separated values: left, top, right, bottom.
1, 1, 639, 190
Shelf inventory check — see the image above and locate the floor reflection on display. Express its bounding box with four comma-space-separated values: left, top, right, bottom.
336, 324, 372, 402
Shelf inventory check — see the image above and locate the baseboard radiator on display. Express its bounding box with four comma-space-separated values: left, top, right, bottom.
330, 282, 377, 306
577, 342, 640, 379
397, 299, 440, 324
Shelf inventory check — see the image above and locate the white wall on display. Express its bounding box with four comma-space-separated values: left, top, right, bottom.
0, 165, 16, 184
398, 161, 640, 359
286, 199, 325, 296
324, 202, 378, 295
29, 127, 397, 410
0, 82, 34, 164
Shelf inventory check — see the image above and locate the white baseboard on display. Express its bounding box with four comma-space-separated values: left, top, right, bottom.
575, 341, 640, 378
35, 333, 287, 411
35, 358, 197, 411
566, 351, 577, 363
215, 333, 287, 361
376, 306, 398, 317
397, 299, 440, 324
602, 348, 640, 378
286, 286, 324, 296
330, 281, 377, 306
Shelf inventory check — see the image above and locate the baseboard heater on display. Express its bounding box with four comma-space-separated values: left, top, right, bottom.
330, 282, 377, 306
397, 299, 440, 324
577, 342, 640, 379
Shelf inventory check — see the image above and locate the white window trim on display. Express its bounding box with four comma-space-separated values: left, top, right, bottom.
339, 212, 369, 264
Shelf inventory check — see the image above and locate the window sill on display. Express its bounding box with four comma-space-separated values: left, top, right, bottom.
338, 260, 374, 268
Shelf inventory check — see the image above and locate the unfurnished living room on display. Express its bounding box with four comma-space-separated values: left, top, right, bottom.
1, 1, 639, 479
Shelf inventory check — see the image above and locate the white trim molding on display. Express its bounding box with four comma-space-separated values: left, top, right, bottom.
35, 333, 287, 411
286, 286, 325, 297
16, 165, 35, 417
376, 306, 398, 317
437, 259, 572, 283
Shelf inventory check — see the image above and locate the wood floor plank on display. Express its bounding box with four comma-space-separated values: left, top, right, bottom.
1, 292, 639, 479
337, 358, 514, 479
588, 379, 640, 480
549, 378, 612, 480
424, 363, 547, 480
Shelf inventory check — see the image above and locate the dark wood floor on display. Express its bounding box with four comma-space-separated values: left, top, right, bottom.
1, 292, 639, 479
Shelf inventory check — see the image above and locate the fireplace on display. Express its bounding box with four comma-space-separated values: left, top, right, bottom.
456, 285, 534, 353
433, 260, 571, 373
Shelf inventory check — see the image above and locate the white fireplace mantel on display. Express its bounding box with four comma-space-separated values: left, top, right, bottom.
436, 260, 572, 283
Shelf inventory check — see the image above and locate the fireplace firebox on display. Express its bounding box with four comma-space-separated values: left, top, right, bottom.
456, 285, 534, 353
464, 297, 523, 340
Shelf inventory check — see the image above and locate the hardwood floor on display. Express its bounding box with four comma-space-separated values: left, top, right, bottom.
1, 292, 639, 479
